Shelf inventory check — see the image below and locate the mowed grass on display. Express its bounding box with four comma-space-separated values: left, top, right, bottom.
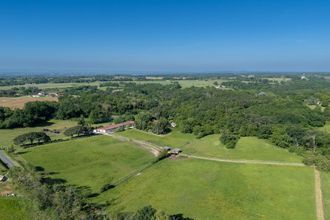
322, 172, 330, 220
96, 159, 315, 220
0, 119, 77, 146
120, 129, 302, 162
21, 135, 154, 192
0, 197, 34, 220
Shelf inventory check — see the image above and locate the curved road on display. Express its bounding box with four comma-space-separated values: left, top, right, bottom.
0, 150, 17, 169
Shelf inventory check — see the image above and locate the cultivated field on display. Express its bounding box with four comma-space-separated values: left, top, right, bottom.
0, 96, 58, 109
120, 129, 302, 162
20, 135, 154, 192
0, 119, 76, 146
95, 159, 315, 220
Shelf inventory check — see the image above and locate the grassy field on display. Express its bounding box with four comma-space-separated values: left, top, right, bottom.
0, 82, 101, 90
95, 159, 315, 220
119, 79, 228, 88
0, 96, 58, 109
322, 172, 330, 220
319, 122, 330, 134
21, 135, 154, 192
120, 129, 302, 162
0, 197, 35, 220
0, 162, 6, 173
0, 80, 224, 91
0, 119, 77, 146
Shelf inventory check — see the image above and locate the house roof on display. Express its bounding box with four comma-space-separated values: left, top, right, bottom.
102, 121, 135, 130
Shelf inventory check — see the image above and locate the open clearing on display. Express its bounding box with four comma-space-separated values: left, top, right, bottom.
322, 172, 330, 220
0, 96, 58, 109
21, 135, 154, 192
95, 159, 315, 220
119, 129, 302, 162
0, 119, 76, 146
319, 122, 330, 134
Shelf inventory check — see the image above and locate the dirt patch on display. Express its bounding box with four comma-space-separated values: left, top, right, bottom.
0, 183, 13, 196
0, 96, 58, 109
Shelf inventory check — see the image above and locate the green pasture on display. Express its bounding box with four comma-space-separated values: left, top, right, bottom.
21, 135, 154, 192
96, 159, 315, 220
120, 129, 302, 162
0, 120, 76, 146
322, 172, 330, 220
0, 197, 35, 220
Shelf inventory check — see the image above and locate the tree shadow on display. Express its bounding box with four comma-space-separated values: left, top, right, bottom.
34, 166, 45, 172
169, 214, 194, 220
15, 151, 28, 155
41, 177, 67, 185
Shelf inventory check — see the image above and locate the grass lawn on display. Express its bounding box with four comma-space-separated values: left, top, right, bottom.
0, 119, 77, 146
96, 159, 315, 220
319, 122, 330, 134
322, 172, 330, 220
120, 129, 302, 162
0, 197, 35, 220
21, 135, 154, 192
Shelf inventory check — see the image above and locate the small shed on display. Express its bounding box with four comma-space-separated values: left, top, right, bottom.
170, 148, 182, 155
163, 146, 172, 151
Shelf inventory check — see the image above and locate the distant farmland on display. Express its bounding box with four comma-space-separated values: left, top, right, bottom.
0, 96, 58, 109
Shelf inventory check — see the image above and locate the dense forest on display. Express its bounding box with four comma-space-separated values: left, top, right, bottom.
1, 74, 330, 170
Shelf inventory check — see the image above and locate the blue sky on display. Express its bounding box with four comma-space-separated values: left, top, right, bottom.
0, 0, 329, 73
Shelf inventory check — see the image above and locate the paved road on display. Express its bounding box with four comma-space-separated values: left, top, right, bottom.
0, 150, 17, 169
181, 154, 305, 167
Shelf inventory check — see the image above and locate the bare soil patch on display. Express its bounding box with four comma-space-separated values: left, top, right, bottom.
0, 96, 58, 109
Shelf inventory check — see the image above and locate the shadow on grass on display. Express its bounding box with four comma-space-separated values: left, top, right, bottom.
41, 177, 67, 185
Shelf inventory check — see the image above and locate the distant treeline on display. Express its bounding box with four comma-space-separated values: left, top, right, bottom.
1, 75, 330, 170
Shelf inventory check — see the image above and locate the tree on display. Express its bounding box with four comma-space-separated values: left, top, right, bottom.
220, 131, 239, 149
88, 106, 112, 124
13, 132, 51, 146
64, 125, 92, 137
135, 112, 152, 130
152, 118, 170, 134
133, 205, 157, 220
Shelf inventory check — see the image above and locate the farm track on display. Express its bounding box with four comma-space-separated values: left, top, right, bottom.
314, 168, 325, 220
105, 133, 162, 156
180, 154, 306, 167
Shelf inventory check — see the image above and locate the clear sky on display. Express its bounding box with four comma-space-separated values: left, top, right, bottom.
0, 0, 329, 73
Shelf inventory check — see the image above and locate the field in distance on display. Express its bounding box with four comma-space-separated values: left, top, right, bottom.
0, 96, 58, 109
